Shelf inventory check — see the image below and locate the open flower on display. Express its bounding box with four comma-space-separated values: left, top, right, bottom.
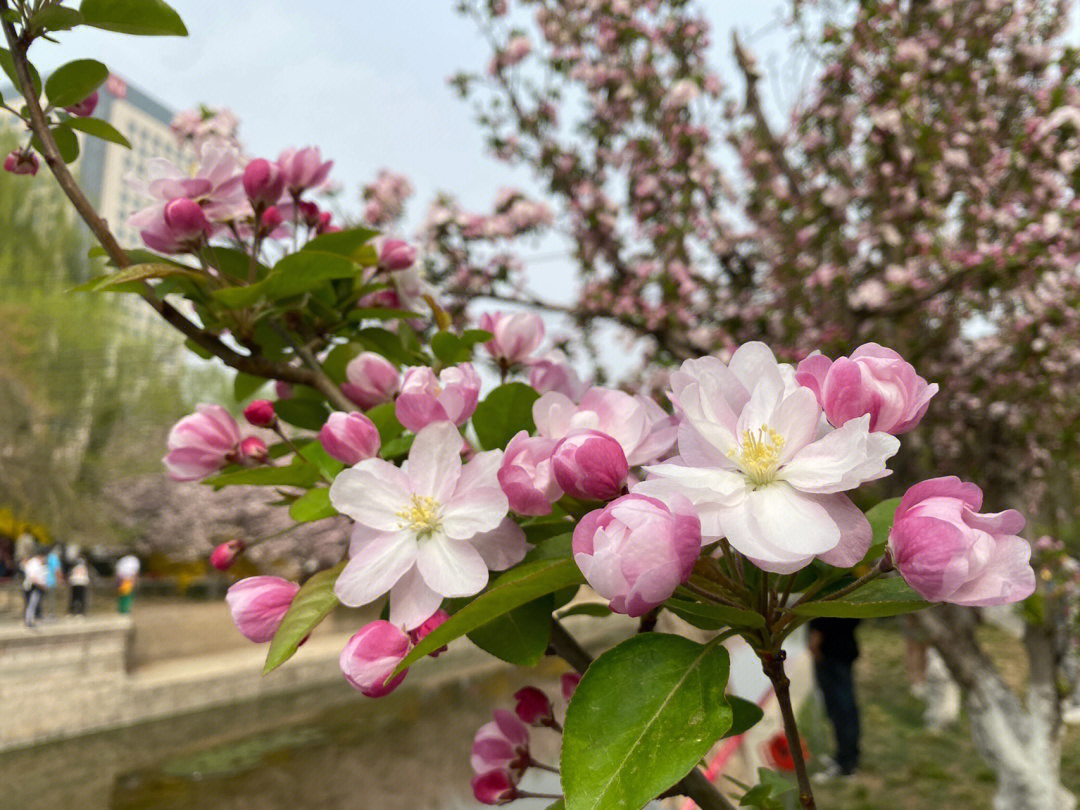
636, 343, 899, 573
329, 422, 526, 629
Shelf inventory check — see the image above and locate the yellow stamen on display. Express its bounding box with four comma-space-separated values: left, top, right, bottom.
397, 494, 442, 537
728, 426, 786, 487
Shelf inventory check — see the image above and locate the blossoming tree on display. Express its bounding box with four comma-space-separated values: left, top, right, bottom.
0, 2, 1041, 809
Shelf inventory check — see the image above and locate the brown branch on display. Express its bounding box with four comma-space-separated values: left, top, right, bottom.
760, 650, 816, 809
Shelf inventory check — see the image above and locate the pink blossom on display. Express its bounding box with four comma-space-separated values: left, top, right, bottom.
341, 352, 401, 410
163, 404, 242, 481
513, 686, 554, 726
3, 150, 38, 176
573, 493, 701, 616
243, 399, 276, 427
339, 620, 410, 698
561, 672, 581, 700
552, 430, 629, 501
407, 608, 451, 657
64, 91, 98, 117
890, 477, 1036, 606
239, 436, 268, 463
636, 343, 898, 573
380, 239, 418, 271
528, 350, 588, 401
471, 709, 530, 779
395, 364, 481, 432
210, 539, 245, 571
479, 311, 545, 365
277, 146, 334, 195
329, 422, 524, 629
242, 158, 286, 208
319, 411, 381, 466
796, 344, 938, 434
497, 431, 562, 516
471, 770, 518, 805
225, 576, 299, 643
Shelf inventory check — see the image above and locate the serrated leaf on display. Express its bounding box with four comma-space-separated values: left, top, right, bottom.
79, 0, 187, 35
45, 58, 108, 107
664, 597, 765, 630
264, 562, 344, 673
63, 115, 131, 148
472, 382, 540, 451
791, 576, 932, 618
395, 556, 585, 671
562, 634, 733, 810
289, 488, 337, 522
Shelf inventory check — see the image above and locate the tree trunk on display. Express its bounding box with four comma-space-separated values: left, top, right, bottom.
915, 606, 1075, 810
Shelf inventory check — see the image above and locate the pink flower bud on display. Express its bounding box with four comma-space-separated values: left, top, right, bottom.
163, 404, 241, 481
471, 770, 518, 805
163, 197, 211, 239
319, 411, 381, 466
513, 686, 554, 727
242, 158, 286, 208
226, 576, 299, 642
498, 431, 562, 516
210, 539, 246, 571
561, 672, 581, 700
528, 350, 586, 400
297, 200, 321, 227
552, 430, 628, 501
407, 608, 451, 657
260, 205, 284, 231
341, 352, 400, 409
275, 381, 293, 399
471, 709, 530, 779
479, 312, 545, 366
3, 149, 38, 176
796, 343, 938, 435
243, 399, 276, 427
339, 620, 410, 697
890, 477, 1036, 606
64, 90, 98, 117
240, 436, 268, 462
395, 364, 481, 432
573, 493, 702, 617
277, 146, 334, 195
380, 238, 418, 271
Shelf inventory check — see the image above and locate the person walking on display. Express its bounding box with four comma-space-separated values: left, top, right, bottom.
44, 545, 63, 619
808, 617, 862, 779
115, 554, 140, 614
68, 557, 90, 617
21, 553, 46, 628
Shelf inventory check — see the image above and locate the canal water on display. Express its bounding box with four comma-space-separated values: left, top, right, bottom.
2, 663, 565, 810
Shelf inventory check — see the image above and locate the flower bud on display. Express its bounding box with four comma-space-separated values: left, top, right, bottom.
380, 238, 418, 271
889, 477, 1036, 606
471, 771, 518, 806
561, 672, 581, 700
243, 399, 276, 427
396, 364, 481, 432
573, 493, 702, 617
339, 620, 410, 697
240, 435, 268, 462
226, 576, 299, 642
163, 404, 241, 481
319, 411, 381, 466
277, 146, 333, 195
3, 149, 38, 176
210, 539, 246, 571
479, 312, 545, 366
163, 197, 211, 239
471, 709, 530, 779
64, 90, 99, 117
407, 609, 451, 657
513, 686, 554, 727
242, 158, 286, 208
529, 350, 587, 400
274, 381, 293, 399
498, 431, 561, 516
551, 430, 628, 501
341, 352, 400, 410
260, 205, 284, 231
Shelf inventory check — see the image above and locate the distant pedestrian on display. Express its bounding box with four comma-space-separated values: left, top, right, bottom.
44, 545, 63, 618
808, 617, 861, 779
69, 558, 90, 616
116, 553, 140, 614
21, 553, 46, 628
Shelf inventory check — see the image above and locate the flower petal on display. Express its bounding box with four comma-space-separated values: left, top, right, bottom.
389, 565, 445, 630
329, 460, 412, 530
441, 486, 509, 539
469, 517, 529, 571
406, 422, 463, 501
334, 530, 418, 607
417, 535, 490, 597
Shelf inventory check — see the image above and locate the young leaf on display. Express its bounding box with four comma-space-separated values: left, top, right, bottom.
63, 116, 132, 148
0, 48, 42, 97
289, 488, 337, 523
213, 251, 360, 308
45, 59, 108, 107
556, 602, 612, 619
664, 597, 765, 630
561, 634, 733, 810
394, 556, 585, 671
467, 595, 554, 665
264, 562, 345, 673
303, 226, 380, 259
472, 382, 540, 450
71, 263, 197, 292
79, 0, 188, 35
233, 372, 266, 403
722, 695, 764, 739
792, 576, 932, 618
206, 463, 322, 490
860, 497, 901, 565
30, 6, 85, 31
273, 398, 329, 431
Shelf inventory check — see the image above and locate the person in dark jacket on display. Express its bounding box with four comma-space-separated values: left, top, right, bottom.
808, 617, 861, 778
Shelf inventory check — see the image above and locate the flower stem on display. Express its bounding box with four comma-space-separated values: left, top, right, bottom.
760, 650, 816, 810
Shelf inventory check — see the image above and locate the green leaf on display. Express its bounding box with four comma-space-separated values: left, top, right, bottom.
213, 251, 360, 308
861, 497, 901, 565
395, 556, 585, 671
296, 440, 343, 479
289, 488, 337, 523
431, 331, 463, 363
792, 576, 933, 618
63, 115, 132, 148
0, 48, 42, 98
472, 382, 540, 451
71, 262, 197, 292
556, 602, 612, 619
206, 463, 322, 490
348, 306, 421, 323
545, 802, 565, 810
355, 327, 415, 366
664, 598, 765, 630
264, 562, 344, 673
723, 695, 764, 739
467, 595, 554, 665
273, 398, 329, 431
79, 0, 188, 35
207, 246, 264, 280
562, 634, 733, 810
31, 6, 85, 30
45, 59, 108, 107
36, 125, 80, 163
521, 532, 573, 563
365, 402, 404, 445
303, 226, 380, 259
233, 372, 266, 403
